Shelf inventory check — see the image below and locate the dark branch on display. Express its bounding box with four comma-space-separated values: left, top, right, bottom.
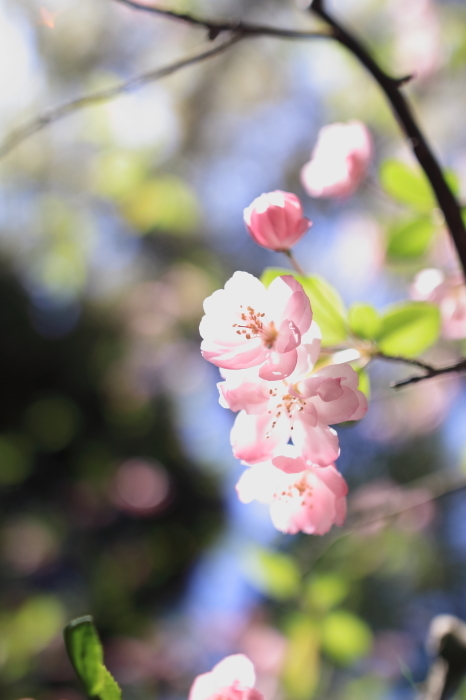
373, 352, 466, 388
392, 359, 466, 388
113, 0, 332, 41
308, 0, 466, 282
0, 36, 241, 160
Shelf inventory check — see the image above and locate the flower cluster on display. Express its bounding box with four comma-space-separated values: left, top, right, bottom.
199, 122, 373, 534
200, 270, 367, 535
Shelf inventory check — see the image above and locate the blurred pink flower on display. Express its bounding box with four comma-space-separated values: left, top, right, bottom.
391, 0, 442, 81
243, 191, 312, 252
236, 449, 347, 535
222, 361, 367, 466
411, 268, 466, 340
300, 121, 373, 198
189, 654, 264, 700
200, 272, 313, 380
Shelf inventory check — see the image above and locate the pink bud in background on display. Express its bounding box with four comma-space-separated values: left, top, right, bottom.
189, 654, 264, 700
301, 121, 373, 198
244, 191, 312, 251
410, 268, 466, 340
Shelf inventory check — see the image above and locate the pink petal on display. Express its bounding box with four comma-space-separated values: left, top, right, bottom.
211, 655, 256, 689
275, 319, 301, 353
311, 386, 360, 424
218, 381, 269, 414
231, 411, 290, 464
259, 349, 297, 380
292, 420, 340, 466
190, 673, 215, 700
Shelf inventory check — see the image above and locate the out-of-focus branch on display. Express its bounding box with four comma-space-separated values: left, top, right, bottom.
374, 353, 466, 388
303, 468, 466, 574
423, 616, 466, 700
308, 0, 466, 281
113, 0, 332, 41
0, 35, 241, 160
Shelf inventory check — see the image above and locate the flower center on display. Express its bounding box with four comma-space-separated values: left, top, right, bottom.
266, 386, 306, 434
232, 306, 278, 348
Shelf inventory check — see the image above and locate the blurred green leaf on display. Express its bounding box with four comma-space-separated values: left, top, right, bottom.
64, 616, 122, 700
349, 303, 381, 339
386, 216, 435, 260
377, 302, 440, 356
243, 547, 301, 600
7, 596, 65, 662
321, 610, 372, 665
357, 368, 371, 400
305, 574, 349, 613
0, 434, 32, 485
25, 396, 81, 452
380, 160, 435, 211
261, 268, 348, 346
121, 176, 200, 235
283, 614, 320, 700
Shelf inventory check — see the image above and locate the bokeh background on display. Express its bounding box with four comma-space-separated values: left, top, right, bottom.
2, 0, 466, 698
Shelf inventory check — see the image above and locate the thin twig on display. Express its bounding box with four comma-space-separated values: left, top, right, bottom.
308, 0, 466, 281
0, 35, 242, 160
113, 0, 332, 41
392, 359, 466, 388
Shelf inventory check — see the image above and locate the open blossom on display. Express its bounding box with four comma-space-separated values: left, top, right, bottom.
236, 449, 348, 535
301, 121, 372, 198
244, 191, 312, 251
221, 361, 367, 467
411, 268, 466, 340
189, 654, 264, 700
200, 272, 313, 380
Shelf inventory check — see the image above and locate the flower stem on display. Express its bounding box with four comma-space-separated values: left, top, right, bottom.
283, 250, 306, 276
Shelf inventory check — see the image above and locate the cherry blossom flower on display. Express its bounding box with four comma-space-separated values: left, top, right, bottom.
411, 268, 466, 340
221, 361, 367, 467
301, 121, 373, 198
200, 272, 313, 380
244, 191, 312, 252
236, 449, 348, 535
189, 654, 264, 700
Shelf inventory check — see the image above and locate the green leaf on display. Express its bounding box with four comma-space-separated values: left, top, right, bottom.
261, 268, 348, 346
283, 614, 320, 700
386, 216, 435, 260
64, 616, 122, 700
380, 160, 435, 211
305, 574, 349, 613
377, 302, 440, 357
348, 304, 381, 339
321, 611, 372, 665
243, 547, 301, 600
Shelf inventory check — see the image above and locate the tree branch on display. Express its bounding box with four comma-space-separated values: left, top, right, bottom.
0, 35, 241, 160
113, 0, 332, 41
308, 0, 466, 281
373, 353, 466, 388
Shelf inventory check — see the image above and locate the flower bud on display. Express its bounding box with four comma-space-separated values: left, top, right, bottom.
301, 121, 373, 198
243, 190, 312, 252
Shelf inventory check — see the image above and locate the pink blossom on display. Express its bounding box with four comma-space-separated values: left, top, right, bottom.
236, 449, 348, 535
200, 272, 313, 380
243, 191, 312, 251
189, 654, 264, 700
411, 268, 466, 340
301, 121, 373, 198
221, 361, 367, 467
